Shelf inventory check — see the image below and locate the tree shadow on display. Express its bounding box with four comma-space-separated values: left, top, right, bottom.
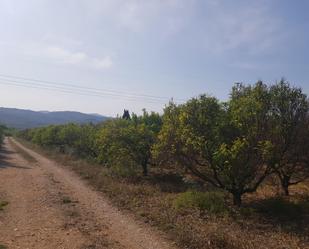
0, 147, 31, 170
248, 196, 309, 237
146, 173, 189, 193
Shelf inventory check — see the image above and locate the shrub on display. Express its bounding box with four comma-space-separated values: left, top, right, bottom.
0, 201, 9, 211
173, 191, 228, 214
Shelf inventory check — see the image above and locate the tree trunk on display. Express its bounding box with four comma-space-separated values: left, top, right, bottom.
283, 186, 289, 196
281, 175, 290, 196
232, 192, 242, 207
142, 162, 148, 176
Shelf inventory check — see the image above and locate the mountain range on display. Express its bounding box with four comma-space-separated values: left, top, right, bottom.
0, 107, 109, 129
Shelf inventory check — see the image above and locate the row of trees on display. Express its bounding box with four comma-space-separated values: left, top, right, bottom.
18, 80, 309, 206
19, 110, 162, 176
0, 125, 5, 146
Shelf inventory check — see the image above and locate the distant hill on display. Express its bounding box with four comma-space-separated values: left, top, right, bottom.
0, 107, 109, 129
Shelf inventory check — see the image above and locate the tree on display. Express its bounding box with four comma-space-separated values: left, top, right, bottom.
32, 125, 62, 147
96, 111, 161, 176
268, 80, 309, 195
58, 123, 81, 149
131, 109, 162, 133
122, 109, 131, 120
153, 83, 273, 206
74, 124, 99, 158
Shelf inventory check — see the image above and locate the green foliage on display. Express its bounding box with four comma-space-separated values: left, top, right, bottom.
107, 159, 139, 177
97, 111, 162, 176
30, 125, 62, 147
267, 80, 309, 195
0, 125, 16, 137
18, 110, 162, 177
153, 81, 308, 206
173, 191, 227, 214
154, 84, 273, 206
74, 124, 98, 158
132, 109, 163, 134
18, 123, 98, 158
16, 80, 308, 206
0, 125, 14, 145
229, 81, 271, 139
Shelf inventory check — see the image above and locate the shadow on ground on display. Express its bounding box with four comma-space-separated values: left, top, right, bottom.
0, 146, 31, 170
246, 196, 309, 238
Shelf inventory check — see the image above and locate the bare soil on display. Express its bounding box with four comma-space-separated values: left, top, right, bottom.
0, 137, 178, 249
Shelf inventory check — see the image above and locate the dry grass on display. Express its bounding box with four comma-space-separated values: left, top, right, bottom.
17, 139, 309, 249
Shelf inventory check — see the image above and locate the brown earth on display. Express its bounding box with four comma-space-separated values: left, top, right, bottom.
0, 137, 179, 249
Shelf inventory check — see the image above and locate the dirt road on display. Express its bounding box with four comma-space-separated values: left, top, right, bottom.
0, 138, 178, 249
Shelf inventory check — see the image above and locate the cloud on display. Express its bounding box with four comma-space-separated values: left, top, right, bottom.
0, 0, 284, 72
79, 0, 194, 32
46, 46, 87, 65
93, 56, 113, 70
43, 46, 113, 70
78, 0, 282, 54
230, 61, 259, 70
199, 1, 282, 54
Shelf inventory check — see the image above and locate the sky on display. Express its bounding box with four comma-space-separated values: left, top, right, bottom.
0, 0, 308, 116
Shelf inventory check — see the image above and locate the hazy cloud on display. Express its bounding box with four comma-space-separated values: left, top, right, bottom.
23, 44, 113, 70
78, 0, 195, 32
93, 56, 113, 70
199, 1, 282, 54
45, 46, 87, 65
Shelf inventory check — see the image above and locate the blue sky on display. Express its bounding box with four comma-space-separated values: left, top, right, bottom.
0, 0, 308, 116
